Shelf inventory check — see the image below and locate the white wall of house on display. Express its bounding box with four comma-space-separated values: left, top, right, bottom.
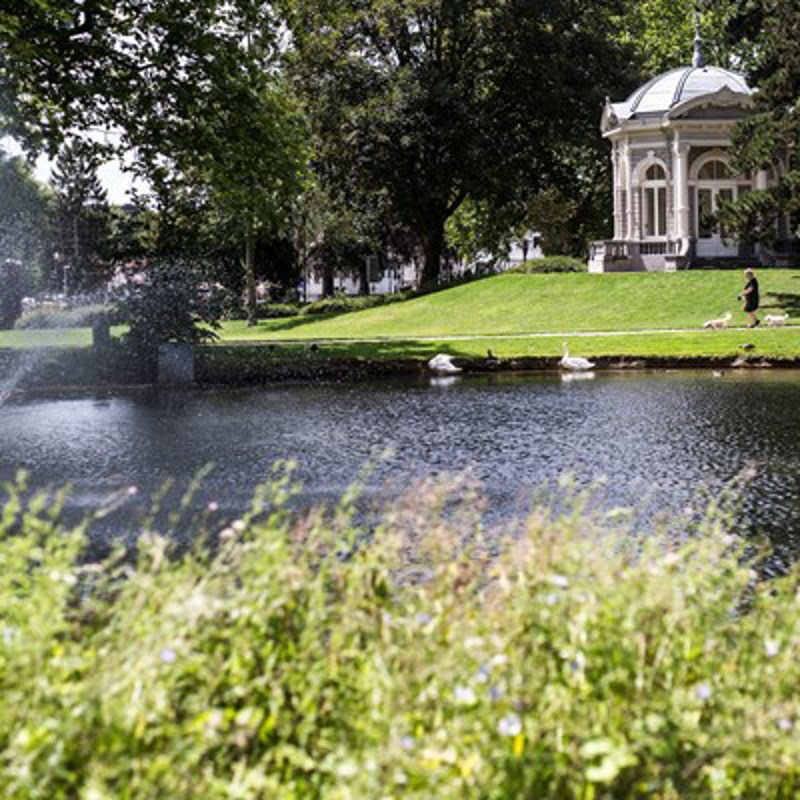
302, 233, 542, 300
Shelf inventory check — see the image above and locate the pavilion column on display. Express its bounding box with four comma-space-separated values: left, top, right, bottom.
673, 139, 690, 241
612, 144, 622, 239
623, 141, 633, 241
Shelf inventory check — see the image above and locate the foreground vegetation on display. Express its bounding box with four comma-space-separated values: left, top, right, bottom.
2, 473, 800, 798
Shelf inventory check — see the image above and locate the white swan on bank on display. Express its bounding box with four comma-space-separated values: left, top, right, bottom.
427, 353, 462, 374
559, 340, 595, 372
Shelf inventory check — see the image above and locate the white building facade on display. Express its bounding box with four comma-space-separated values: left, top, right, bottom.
590, 33, 786, 273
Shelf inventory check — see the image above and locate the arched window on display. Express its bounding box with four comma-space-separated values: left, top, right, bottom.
642, 162, 667, 238
698, 160, 731, 180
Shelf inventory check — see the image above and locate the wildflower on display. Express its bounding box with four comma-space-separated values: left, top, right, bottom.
695, 683, 712, 702
127, 485, 138, 497
475, 665, 491, 683
2, 627, 14, 645
415, 612, 433, 627
454, 685, 477, 706
490, 653, 508, 667
497, 714, 522, 737
778, 718, 793, 732
159, 647, 177, 664
207, 501, 220, 513
400, 735, 416, 750
219, 527, 235, 541
232, 519, 246, 532
549, 574, 569, 589
765, 639, 780, 658
489, 685, 505, 702
545, 593, 560, 606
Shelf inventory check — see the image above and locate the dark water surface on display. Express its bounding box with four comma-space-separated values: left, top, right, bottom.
2, 371, 800, 555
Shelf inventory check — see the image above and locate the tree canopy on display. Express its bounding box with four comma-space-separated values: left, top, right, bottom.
285, 0, 638, 284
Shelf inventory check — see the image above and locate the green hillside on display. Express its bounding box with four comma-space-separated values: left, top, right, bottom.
222, 270, 800, 342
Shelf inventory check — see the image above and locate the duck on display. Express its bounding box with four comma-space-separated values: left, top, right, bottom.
559, 340, 595, 372
427, 353, 462, 374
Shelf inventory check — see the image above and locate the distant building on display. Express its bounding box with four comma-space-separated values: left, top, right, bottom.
302, 233, 542, 300
590, 19, 794, 272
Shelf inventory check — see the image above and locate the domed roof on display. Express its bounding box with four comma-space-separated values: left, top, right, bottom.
608, 65, 753, 123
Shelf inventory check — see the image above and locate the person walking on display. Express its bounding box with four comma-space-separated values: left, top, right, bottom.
739, 268, 760, 328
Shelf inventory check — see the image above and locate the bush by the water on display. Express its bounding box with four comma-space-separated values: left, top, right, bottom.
14, 303, 113, 330
2, 473, 800, 797
510, 255, 588, 274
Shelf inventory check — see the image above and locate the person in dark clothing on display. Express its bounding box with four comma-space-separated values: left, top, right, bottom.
739, 268, 760, 328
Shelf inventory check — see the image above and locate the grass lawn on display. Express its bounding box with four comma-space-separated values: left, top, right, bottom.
0, 328, 93, 349
5, 271, 800, 361
220, 270, 800, 342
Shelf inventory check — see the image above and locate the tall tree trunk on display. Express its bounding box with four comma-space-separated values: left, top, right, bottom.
420, 221, 445, 287
322, 265, 335, 297
359, 256, 370, 296
70, 211, 80, 295
245, 231, 257, 327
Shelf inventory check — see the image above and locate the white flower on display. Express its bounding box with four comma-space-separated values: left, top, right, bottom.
695, 683, 712, 702
400, 735, 416, 750
778, 718, 793, 732
232, 519, 246, 532
454, 685, 477, 706
475, 666, 491, 683
545, 593, 560, 606
219, 527, 235, 541
765, 639, 780, 658
127, 485, 139, 497
207, 501, 219, 513
497, 714, 522, 737
2, 627, 14, 645
548, 574, 569, 589
159, 647, 177, 664
490, 653, 509, 667
415, 612, 433, 627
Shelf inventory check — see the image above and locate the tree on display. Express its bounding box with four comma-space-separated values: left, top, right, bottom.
1, 1, 308, 322
285, 0, 637, 285
0, 148, 51, 290
721, 0, 800, 247
618, 0, 748, 77
51, 139, 111, 290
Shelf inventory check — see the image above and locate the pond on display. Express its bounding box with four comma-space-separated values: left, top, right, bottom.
2, 370, 800, 562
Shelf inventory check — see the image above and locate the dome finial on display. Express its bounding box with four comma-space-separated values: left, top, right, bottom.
693, 4, 706, 68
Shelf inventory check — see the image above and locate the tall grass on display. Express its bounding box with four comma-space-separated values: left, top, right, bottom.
1, 471, 799, 798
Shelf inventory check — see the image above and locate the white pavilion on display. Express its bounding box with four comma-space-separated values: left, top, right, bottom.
590, 23, 784, 272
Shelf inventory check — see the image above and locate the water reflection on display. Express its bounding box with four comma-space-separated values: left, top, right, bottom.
2, 371, 800, 554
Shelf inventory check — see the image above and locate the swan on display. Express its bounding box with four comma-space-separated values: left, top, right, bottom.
559, 340, 595, 371
427, 353, 462, 374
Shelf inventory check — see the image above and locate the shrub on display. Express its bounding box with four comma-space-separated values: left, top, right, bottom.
257, 302, 300, 319
509, 255, 588, 274
115, 261, 224, 352
301, 292, 403, 316
1, 473, 800, 797
14, 303, 113, 330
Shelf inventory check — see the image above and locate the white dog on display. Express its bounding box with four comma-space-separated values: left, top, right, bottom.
703, 312, 732, 330
765, 313, 789, 327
